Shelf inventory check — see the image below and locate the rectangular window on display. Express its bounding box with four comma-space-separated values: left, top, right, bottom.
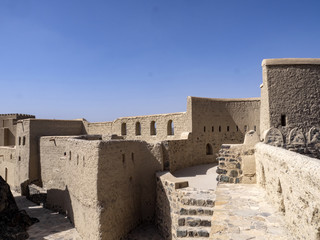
281, 115, 286, 126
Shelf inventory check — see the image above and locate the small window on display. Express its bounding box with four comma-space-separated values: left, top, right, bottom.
122, 154, 126, 164
135, 122, 141, 136
244, 125, 248, 132
219, 126, 221, 132
69, 151, 71, 160
236, 125, 239, 132
204, 126, 206, 132
227, 126, 230, 132
131, 152, 134, 162
121, 123, 127, 136
22, 136, 26, 145
167, 120, 174, 135
150, 121, 156, 135
281, 115, 286, 127
206, 143, 213, 155
18, 137, 21, 145
83, 156, 86, 167
10, 154, 12, 159
254, 125, 257, 131
18, 156, 21, 161
64, 152, 66, 156
212, 126, 214, 132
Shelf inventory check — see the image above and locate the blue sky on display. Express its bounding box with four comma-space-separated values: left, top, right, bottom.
1, 0, 320, 122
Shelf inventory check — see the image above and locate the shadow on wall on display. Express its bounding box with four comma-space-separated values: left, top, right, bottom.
46, 186, 74, 224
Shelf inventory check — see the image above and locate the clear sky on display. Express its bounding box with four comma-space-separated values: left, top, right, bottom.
1, 0, 320, 122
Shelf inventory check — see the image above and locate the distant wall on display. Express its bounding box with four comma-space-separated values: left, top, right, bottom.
189, 97, 260, 163
260, 59, 320, 139
15, 119, 85, 191
112, 112, 189, 142
0, 146, 16, 187
84, 121, 113, 135
255, 143, 320, 240
97, 140, 163, 240
0, 114, 35, 146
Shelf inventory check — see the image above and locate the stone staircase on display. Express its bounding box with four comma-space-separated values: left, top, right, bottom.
175, 188, 215, 239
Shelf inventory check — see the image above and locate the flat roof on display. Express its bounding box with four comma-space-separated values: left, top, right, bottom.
262, 58, 320, 66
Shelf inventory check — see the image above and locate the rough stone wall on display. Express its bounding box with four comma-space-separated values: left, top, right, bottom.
0, 146, 16, 187
15, 119, 85, 191
255, 143, 320, 240
216, 131, 259, 184
39, 136, 101, 240
97, 140, 163, 240
260, 59, 320, 140
189, 97, 260, 163
156, 172, 188, 240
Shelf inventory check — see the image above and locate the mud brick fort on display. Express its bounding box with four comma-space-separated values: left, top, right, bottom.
0, 58, 320, 239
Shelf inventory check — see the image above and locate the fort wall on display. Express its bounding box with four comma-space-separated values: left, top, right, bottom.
0, 146, 16, 187
15, 119, 85, 191
261, 59, 320, 139
97, 140, 163, 240
40, 136, 101, 240
255, 143, 320, 240
189, 97, 260, 163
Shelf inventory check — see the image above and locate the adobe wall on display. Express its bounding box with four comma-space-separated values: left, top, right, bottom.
15, 119, 85, 191
39, 136, 101, 240
189, 97, 260, 163
260, 59, 320, 138
83, 121, 113, 135
112, 112, 189, 142
97, 140, 163, 240
0, 114, 35, 146
0, 146, 16, 187
255, 143, 320, 239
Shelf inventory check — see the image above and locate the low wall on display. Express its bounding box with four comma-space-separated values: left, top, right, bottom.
216, 131, 258, 184
255, 143, 320, 240
0, 147, 16, 187
156, 172, 188, 240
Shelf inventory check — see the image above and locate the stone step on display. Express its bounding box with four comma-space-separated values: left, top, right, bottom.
179, 205, 214, 216
178, 216, 212, 227
181, 197, 215, 207
176, 227, 210, 238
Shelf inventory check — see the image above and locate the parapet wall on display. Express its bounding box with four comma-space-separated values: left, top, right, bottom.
255, 143, 320, 239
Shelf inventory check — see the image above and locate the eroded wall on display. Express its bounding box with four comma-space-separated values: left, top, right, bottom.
255, 143, 320, 240
260, 59, 320, 139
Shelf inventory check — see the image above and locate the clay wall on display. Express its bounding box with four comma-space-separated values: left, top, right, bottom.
0, 114, 35, 146
39, 136, 101, 240
83, 121, 113, 135
189, 97, 260, 163
255, 143, 320, 239
260, 59, 320, 139
15, 119, 85, 191
112, 112, 189, 143
97, 140, 163, 240
0, 146, 16, 187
